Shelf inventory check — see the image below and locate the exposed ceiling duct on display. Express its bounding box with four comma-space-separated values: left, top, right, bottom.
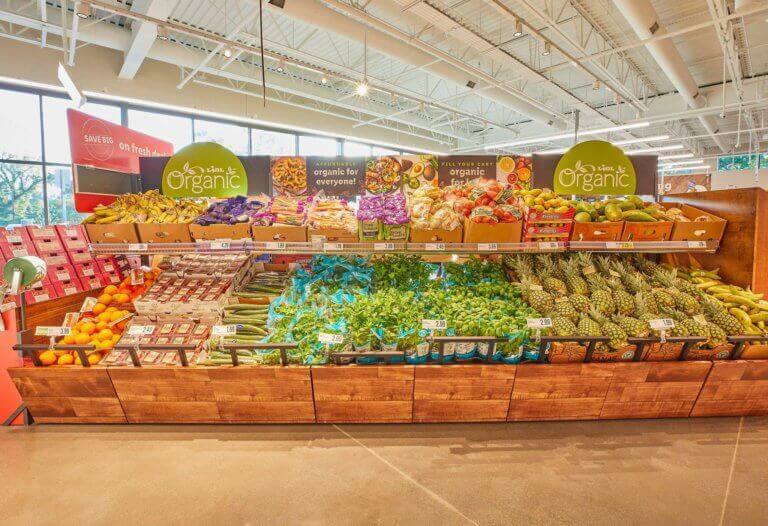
265, 0, 568, 129
611, 0, 728, 152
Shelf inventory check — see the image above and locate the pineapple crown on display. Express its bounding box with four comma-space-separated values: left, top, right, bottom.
588, 306, 608, 324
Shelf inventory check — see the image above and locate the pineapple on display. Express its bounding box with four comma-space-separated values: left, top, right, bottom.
504, 255, 539, 284
614, 314, 650, 338
521, 277, 555, 313
703, 299, 744, 335
606, 277, 635, 315
537, 255, 568, 295
594, 255, 614, 276
553, 297, 579, 323
632, 254, 662, 276
634, 291, 658, 322
705, 322, 728, 348
590, 308, 628, 350
658, 308, 691, 337
619, 265, 649, 295
587, 274, 615, 315
550, 314, 578, 337
653, 288, 676, 311
654, 270, 700, 315
577, 314, 603, 337
569, 293, 591, 313
562, 257, 589, 295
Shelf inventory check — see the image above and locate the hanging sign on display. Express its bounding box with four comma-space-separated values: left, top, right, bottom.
307, 157, 363, 198
438, 155, 496, 187
552, 141, 637, 195
161, 142, 248, 198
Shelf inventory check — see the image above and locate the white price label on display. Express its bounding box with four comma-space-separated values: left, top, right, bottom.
56, 271, 70, 281
422, 319, 447, 330
478, 243, 498, 252
649, 318, 675, 331
211, 325, 237, 336
606, 241, 634, 250
35, 326, 71, 337
7, 235, 22, 244
82, 268, 95, 277
127, 325, 155, 336
318, 332, 344, 344
210, 241, 231, 250
127, 243, 148, 252
65, 228, 78, 237
538, 242, 560, 250
324, 243, 344, 251
687, 240, 707, 249
130, 268, 144, 285
425, 243, 446, 251
374, 243, 395, 251
527, 318, 553, 329
265, 242, 287, 250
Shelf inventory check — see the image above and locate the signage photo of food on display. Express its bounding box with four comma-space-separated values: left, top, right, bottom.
364, 156, 408, 194
271, 156, 307, 195
402, 154, 438, 192
497, 155, 532, 191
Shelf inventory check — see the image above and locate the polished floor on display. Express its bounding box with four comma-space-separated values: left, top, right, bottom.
1, 417, 766, 525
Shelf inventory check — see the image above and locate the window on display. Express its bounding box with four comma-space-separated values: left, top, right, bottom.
0, 163, 45, 226
299, 135, 338, 156
128, 109, 192, 152
343, 141, 372, 157
46, 166, 84, 224
0, 89, 42, 161
194, 119, 249, 154
42, 96, 122, 164
251, 129, 295, 155
372, 146, 400, 156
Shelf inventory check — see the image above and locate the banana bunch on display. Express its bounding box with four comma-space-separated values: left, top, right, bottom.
82, 190, 207, 224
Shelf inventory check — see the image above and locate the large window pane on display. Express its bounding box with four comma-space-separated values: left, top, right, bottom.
0, 163, 44, 226
127, 109, 192, 152
343, 141, 372, 157
251, 129, 295, 155
194, 119, 249, 154
46, 165, 85, 225
372, 146, 400, 156
0, 89, 42, 161
42, 96, 122, 164
299, 135, 337, 156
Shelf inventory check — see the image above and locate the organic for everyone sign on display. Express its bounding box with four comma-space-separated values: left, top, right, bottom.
161, 142, 248, 198
553, 140, 637, 195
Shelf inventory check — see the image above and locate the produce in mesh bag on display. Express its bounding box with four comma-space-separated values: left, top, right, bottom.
194, 195, 270, 225
269, 195, 309, 226
408, 186, 462, 230
307, 197, 357, 233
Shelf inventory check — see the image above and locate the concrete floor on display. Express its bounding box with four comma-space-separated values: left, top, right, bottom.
1, 418, 766, 525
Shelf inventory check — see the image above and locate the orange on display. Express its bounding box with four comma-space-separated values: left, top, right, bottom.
114, 293, 130, 304
104, 285, 119, 295
80, 322, 96, 335
57, 354, 74, 365
116, 320, 128, 331
97, 328, 114, 341
75, 333, 91, 345
99, 340, 113, 350
62, 334, 77, 345
96, 321, 108, 331
105, 306, 118, 313
87, 353, 102, 365
498, 156, 515, 173
39, 350, 57, 366
111, 334, 122, 344
74, 355, 82, 365
97, 312, 111, 323
92, 303, 107, 315
97, 293, 112, 305
109, 311, 124, 323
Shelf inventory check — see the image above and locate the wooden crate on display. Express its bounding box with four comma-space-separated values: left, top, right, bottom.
600, 361, 711, 419
311, 366, 414, 423
9, 367, 126, 423
691, 360, 768, 417
413, 365, 516, 422
508, 363, 614, 421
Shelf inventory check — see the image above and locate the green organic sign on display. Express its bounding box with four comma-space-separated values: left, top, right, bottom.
554, 140, 636, 195
162, 142, 248, 198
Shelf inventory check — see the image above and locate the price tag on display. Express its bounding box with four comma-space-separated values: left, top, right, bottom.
211, 325, 237, 336
7, 235, 22, 244
318, 332, 344, 344
82, 267, 95, 277
478, 243, 498, 252
210, 241, 231, 250
693, 314, 708, 325
606, 241, 634, 250
374, 243, 395, 251
130, 268, 144, 285
35, 326, 71, 337
127, 325, 155, 336
56, 271, 70, 281
422, 319, 447, 330
80, 297, 98, 313
127, 243, 148, 252
324, 243, 344, 251
687, 240, 707, 249
538, 242, 560, 250
649, 318, 675, 331
425, 243, 446, 251
265, 242, 286, 250
527, 318, 553, 329
62, 312, 80, 327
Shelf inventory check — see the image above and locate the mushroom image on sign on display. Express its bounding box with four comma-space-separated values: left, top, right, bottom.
161, 142, 248, 198
553, 140, 637, 196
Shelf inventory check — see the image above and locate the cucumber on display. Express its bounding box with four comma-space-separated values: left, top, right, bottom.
617, 201, 637, 211
622, 210, 657, 222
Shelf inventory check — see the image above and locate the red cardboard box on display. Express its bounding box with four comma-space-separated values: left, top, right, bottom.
95, 256, 120, 276
67, 249, 93, 264
26, 225, 58, 239
55, 225, 89, 251
37, 250, 70, 267
31, 235, 63, 254
47, 263, 77, 283
75, 261, 98, 279
80, 275, 103, 291
23, 284, 57, 305
0, 227, 37, 260
99, 272, 121, 286
52, 278, 85, 297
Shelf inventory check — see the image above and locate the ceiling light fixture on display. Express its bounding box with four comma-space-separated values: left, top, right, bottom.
612, 134, 670, 146
659, 164, 710, 173
355, 80, 369, 96
223, 46, 233, 58
658, 153, 695, 160
484, 121, 650, 150
627, 144, 684, 154
276, 58, 285, 72
320, 75, 328, 85
156, 25, 169, 40
592, 80, 600, 91
659, 159, 703, 167
513, 19, 523, 37
75, 2, 91, 19
542, 41, 551, 56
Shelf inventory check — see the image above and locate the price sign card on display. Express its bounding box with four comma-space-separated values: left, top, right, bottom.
527, 318, 553, 329
211, 325, 237, 336
35, 326, 71, 337
127, 325, 155, 336
649, 318, 675, 331
422, 319, 447, 330
318, 332, 344, 344
425, 243, 446, 251
374, 243, 395, 251
265, 242, 287, 250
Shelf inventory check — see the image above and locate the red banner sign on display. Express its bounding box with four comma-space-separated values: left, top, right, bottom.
68, 109, 173, 211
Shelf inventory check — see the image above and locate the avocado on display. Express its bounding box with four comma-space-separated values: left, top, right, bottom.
574, 211, 592, 223
604, 204, 623, 222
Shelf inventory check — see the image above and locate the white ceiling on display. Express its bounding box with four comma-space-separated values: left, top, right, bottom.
1, 0, 767, 156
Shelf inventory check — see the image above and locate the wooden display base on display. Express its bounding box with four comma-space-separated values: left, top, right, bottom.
9, 361, 768, 424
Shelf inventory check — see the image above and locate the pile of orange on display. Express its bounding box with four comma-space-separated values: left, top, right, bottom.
114, 268, 160, 301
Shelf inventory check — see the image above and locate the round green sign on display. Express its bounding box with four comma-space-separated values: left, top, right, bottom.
162, 142, 248, 198
553, 140, 636, 196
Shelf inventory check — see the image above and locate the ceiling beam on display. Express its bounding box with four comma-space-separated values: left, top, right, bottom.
118, 0, 177, 79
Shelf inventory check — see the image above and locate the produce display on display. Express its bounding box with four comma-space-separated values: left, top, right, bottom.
268, 195, 308, 226
193, 195, 270, 226
409, 186, 463, 231
82, 190, 207, 224
444, 179, 521, 223
572, 195, 672, 223
306, 197, 357, 234
160, 253, 250, 279
357, 192, 409, 240
114, 316, 213, 365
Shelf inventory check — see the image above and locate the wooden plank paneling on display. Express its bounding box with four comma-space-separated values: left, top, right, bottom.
600, 361, 711, 420
691, 360, 768, 417
8, 367, 126, 423
413, 365, 516, 422
508, 363, 614, 421
312, 366, 414, 423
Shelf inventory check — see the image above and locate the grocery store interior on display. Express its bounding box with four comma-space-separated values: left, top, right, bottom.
1, 0, 768, 524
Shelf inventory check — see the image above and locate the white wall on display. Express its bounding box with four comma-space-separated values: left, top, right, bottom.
711, 169, 768, 191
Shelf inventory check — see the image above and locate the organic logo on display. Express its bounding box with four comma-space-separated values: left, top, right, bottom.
162, 142, 247, 198
554, 140, 636, 195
